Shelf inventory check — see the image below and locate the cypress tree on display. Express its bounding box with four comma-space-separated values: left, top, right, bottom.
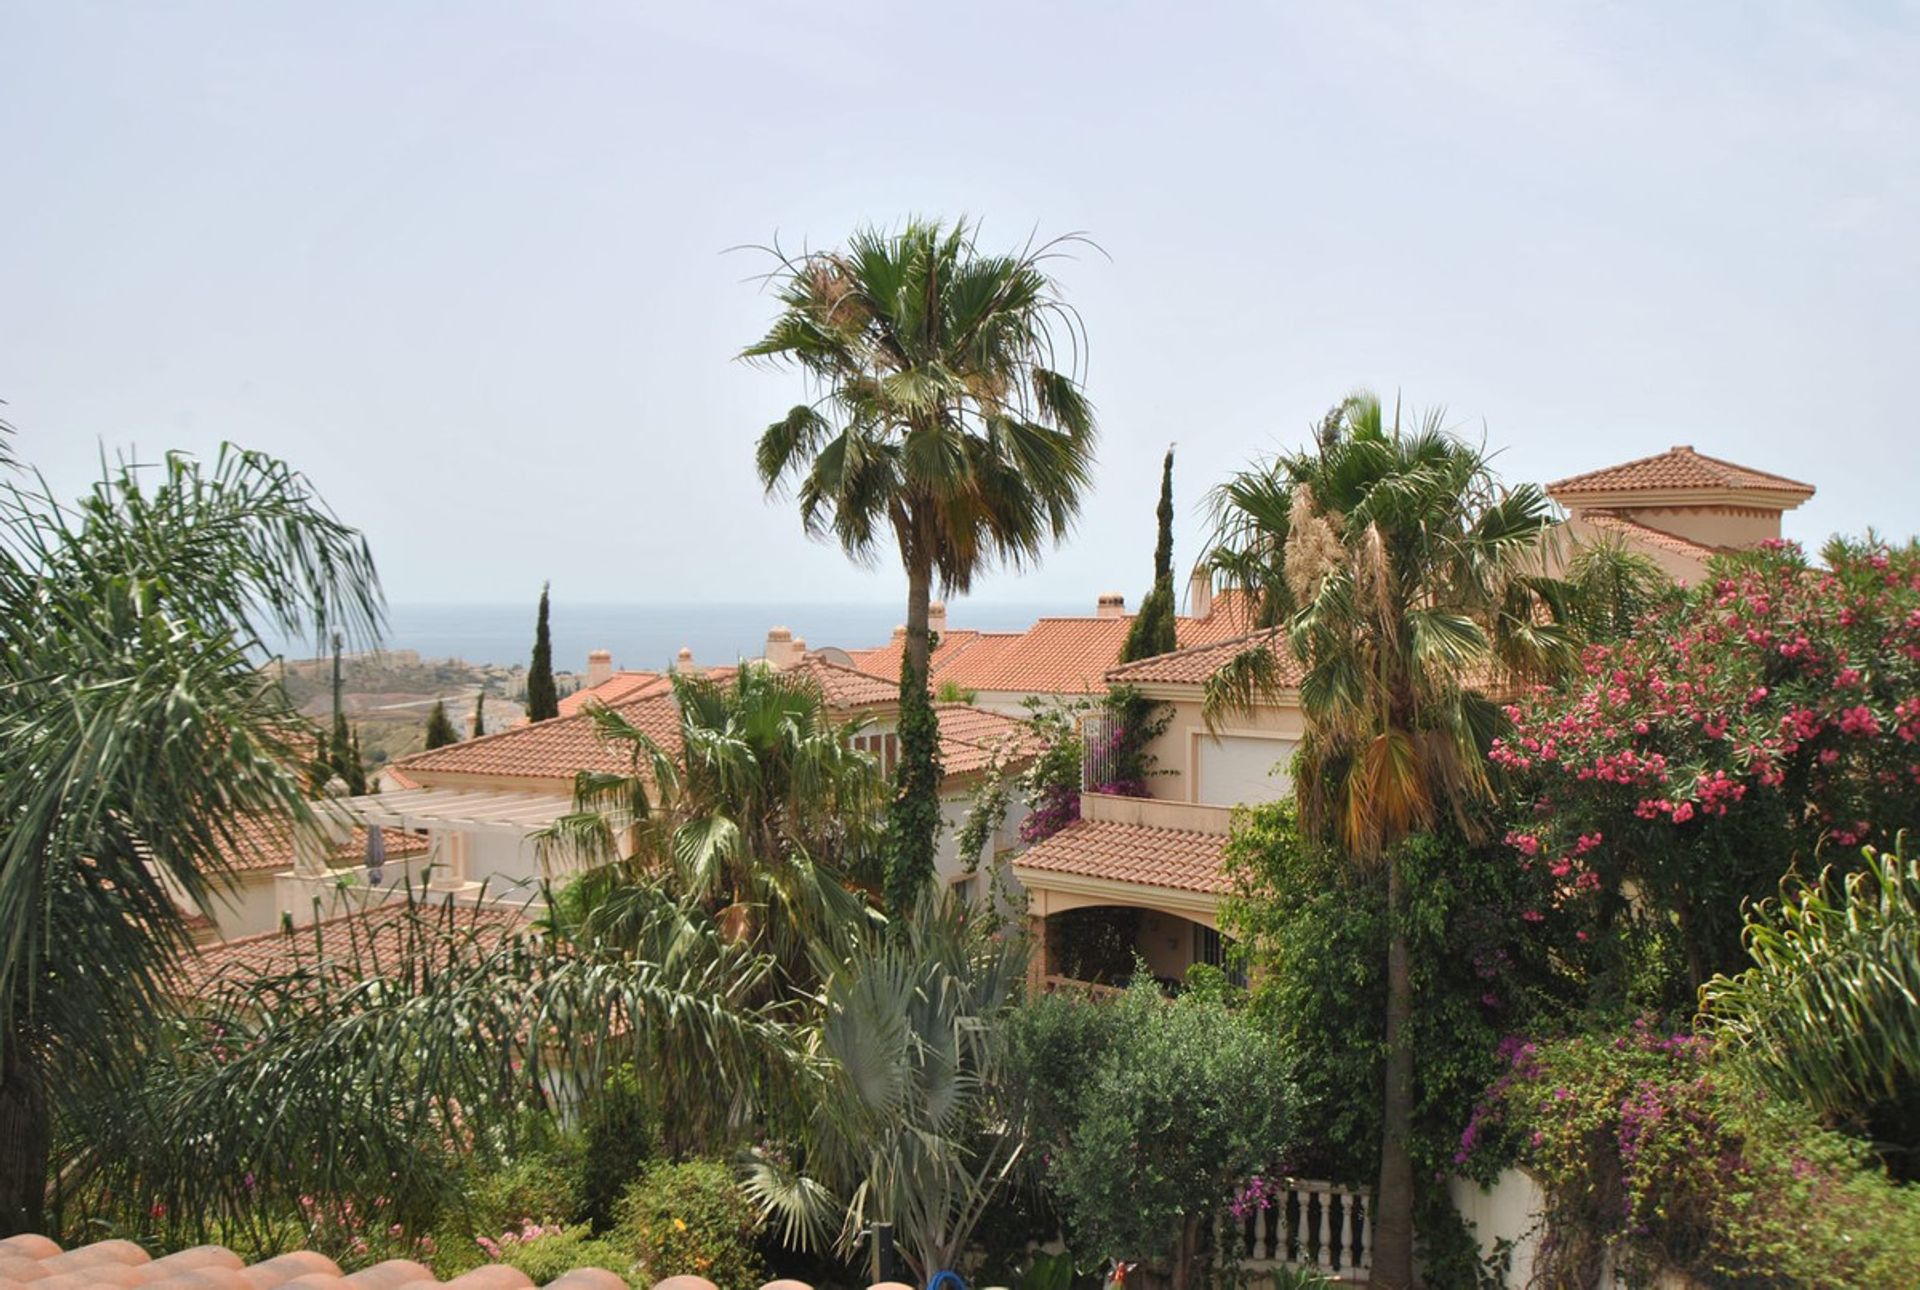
327, 631, 367, 794
472, 689, 486, 739
526, 582, 559, 721
424, 699, 457, 749
1120, 447, 1179, 663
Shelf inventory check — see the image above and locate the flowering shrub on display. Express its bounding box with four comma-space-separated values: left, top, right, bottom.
1017, 689, 1172, 844
1495, 538, 1920, 984
613, 1160, 764, 1290
1459, 1024, 1920, 1286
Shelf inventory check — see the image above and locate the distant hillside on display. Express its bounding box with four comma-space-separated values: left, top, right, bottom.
268, 652, 577, 770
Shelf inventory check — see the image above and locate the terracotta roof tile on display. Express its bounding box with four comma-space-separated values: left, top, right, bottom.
843, 629, 1004, 686
1015, 817, 1229, 895
395, 659, 905, 788
215, 815, 430, 874
934, 703, 1043, 777
394, 694, 682, 783
1573, 510, 1724, 562
1548, 446, 1814, 500
839, 593, 1261, 697
187, 900, 531, 991
0, 1231, 633, 1287
557, 670, 671, 716
1105, 628, 1301, 689
782, 656, 899, 708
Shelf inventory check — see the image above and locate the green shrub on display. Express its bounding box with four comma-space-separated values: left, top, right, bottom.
498, 1224, 636, 1285
569, 1064, 662, 1229
1462, 1025, 1920, 1286
612, 1160, 764, 1290
1036, 978, 1289, 1280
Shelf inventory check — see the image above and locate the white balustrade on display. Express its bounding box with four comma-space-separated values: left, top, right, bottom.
1237, 1176, 1372, 1282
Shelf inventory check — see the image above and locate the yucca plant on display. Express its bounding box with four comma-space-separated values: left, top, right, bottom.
1702, 840, 1920, 1159
742, 895, 1029, 1283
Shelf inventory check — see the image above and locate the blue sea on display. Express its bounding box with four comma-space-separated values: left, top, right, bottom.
276, 601, 1082, 671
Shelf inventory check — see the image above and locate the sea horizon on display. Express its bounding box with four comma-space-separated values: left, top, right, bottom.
268, 599, 1089, 672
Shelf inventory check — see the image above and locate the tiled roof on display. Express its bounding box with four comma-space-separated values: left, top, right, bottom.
1015, 817, 1229, 895
782, 656, 899, 709
843, 629, 1005, 687
1105, 628, 1300, 689
1548, 446, 1814, 500
560, 659, 891, 721
394, 694, 682, 783
1573, 510, 1724, 562
0, 1232, 627, 1288
187, 901, 531, 991
556, 670, 671, 717
935, 703, 1043, 777
395, 661, 899, 788
214, 814, 430, 874
842, 592, 1260, 698
0, 1236, 910, 1290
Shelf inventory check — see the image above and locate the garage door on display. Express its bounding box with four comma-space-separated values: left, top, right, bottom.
1195, 735, 1295, 807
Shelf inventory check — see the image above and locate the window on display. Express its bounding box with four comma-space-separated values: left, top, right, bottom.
1192, 923, 1248, 988
851, 731, 900, 777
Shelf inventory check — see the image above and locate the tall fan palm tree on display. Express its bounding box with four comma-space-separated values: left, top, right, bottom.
747, 218, 1098, 918
541, 664, 888, 988
1202, 394, 1576, 1288
0, 443, 381, 1235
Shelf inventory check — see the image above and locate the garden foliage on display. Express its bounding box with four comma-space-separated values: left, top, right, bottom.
1458, 1024, 1920, 1287
1007, 977, 1288, 1287
1497, 538, 1920, 987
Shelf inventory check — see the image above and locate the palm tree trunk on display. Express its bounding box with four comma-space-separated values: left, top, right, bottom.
885, 556, 942, 920
1372, 858, 1417, 1287
0, 1036, 49, 1236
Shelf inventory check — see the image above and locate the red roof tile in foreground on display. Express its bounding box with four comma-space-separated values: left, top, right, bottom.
0, 1232, 629, 1288
1548, 446, 1814, 500
1105, 628, 1302, 690
935, 703, 1043, 777
1015, 817, 1230, 895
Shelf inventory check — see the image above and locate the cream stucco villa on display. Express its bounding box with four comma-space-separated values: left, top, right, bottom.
1009, 444, 1815, 995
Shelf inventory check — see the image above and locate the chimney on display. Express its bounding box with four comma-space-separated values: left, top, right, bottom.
586, 649, 613, 687
1096, 592, 1127, 620
1188, 569, 1214, 620
892, 624, 907, 642
928, 600, 948, 637
765, 626, 799, 669
674, 647, 702, 677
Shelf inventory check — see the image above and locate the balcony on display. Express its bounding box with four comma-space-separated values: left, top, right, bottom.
1078, 790, 1232, 835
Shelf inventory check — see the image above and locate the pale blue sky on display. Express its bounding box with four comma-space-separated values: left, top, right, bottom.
5, 2, 1917, 610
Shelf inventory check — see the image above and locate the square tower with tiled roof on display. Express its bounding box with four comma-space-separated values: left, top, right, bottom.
1548, 444, 1814, 559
